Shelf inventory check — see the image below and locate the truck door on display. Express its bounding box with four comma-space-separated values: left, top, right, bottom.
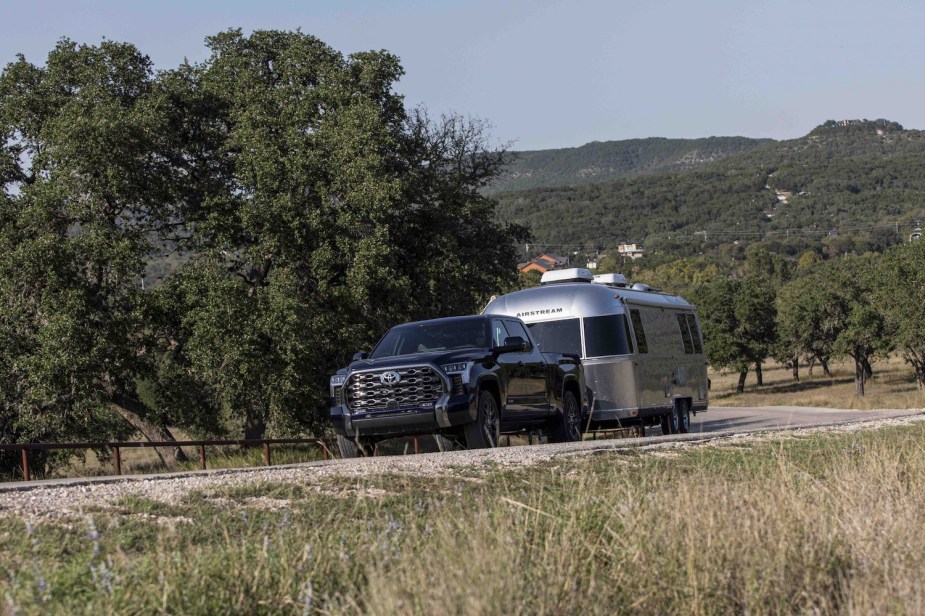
503, 319, 550, 419
491, 319, 547, 423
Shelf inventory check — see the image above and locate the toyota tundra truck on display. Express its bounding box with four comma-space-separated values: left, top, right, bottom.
329, 315, 587, 457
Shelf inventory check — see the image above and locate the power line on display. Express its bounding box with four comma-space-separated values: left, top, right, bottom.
525, 218, 921, 251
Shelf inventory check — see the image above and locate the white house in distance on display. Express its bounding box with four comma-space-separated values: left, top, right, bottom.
617, 243, 645, 260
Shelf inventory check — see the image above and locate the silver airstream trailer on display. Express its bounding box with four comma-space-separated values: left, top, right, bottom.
483, 268, 708, 434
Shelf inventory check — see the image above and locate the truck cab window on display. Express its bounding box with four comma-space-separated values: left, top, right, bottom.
503, 320, 533, 351
491, 320, 511, 348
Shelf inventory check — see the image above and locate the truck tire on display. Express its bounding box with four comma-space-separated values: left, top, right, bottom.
660, 405, 679, 435
465, 390, 500, 449
336, 434, 369, 458
433, 434, 459, 452
678, 400, 691, 434
549, 390, 582, 443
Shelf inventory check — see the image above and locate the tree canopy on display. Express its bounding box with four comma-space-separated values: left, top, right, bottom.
0, 31, 525, 475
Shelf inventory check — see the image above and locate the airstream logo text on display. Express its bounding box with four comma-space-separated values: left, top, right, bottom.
516, 308, 564, 318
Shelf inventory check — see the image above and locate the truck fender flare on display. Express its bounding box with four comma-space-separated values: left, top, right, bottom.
474, 375, 503, 414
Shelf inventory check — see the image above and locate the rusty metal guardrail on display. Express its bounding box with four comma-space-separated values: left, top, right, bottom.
0, 438, 335, 482
1, 428, 643, 483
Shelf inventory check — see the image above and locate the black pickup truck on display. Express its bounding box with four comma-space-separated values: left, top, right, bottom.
329, 315, 587, 457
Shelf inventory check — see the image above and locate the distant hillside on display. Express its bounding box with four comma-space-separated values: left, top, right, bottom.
494, 119, 925, 257
486, 136, 772, 193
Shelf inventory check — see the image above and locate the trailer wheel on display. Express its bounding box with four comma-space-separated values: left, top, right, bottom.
433, 433, 459, 452
660, 405, 679, 435
549, 390, 582, 443
678, 400, 691, 434
465, 390, 500, 449
336, 434, 372, 458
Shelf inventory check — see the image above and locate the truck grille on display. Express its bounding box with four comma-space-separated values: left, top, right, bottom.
345, 366, 445, 412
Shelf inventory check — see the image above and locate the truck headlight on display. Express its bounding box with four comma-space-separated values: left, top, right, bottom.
441, 362, 472, 385
330, 374, 346, 406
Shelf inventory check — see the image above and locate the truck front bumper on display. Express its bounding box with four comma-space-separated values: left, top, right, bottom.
331, 392, 477, 438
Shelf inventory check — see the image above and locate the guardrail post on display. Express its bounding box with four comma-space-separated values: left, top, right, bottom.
263, 442, 271, 466
21, 448, 29, 482
199, 444, 206, 470
114, 446, 122, 475
413, 437, 419, 454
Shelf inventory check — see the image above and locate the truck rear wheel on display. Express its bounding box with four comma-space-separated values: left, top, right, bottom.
549, 390, 582, 443
465, 390, 500, 449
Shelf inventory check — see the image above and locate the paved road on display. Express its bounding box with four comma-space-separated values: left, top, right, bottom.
686, 405, 922, 436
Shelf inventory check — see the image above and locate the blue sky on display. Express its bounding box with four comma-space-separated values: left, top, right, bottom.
2, 0, 924, 150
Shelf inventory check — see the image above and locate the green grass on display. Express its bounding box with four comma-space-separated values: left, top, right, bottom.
3, 422, 925, 613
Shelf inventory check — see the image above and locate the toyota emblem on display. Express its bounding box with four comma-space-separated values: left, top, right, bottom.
380, 371, 401, 386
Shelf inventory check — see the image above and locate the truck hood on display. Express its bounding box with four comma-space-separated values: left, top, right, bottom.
346, 349, 489, 373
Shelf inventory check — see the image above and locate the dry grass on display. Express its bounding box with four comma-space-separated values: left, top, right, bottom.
3, 422, 925, 614
710, 354, 925, 409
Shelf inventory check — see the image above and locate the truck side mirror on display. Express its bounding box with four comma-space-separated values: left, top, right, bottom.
352, 351, 369, 361
494, 336, 527, 356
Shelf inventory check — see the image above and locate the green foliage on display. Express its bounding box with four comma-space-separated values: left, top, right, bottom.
775, 256, 890, 395
487, 136, 770, 193
140, 30, 524, 439
0, 39, 182, 473
691, 275, 777, 390
878, 240, 925, 388
1, 31, 523, 465
494, 120, 925, 259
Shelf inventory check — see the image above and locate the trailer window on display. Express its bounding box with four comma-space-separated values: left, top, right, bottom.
629, 309, 648, 354
686, 314, 703, 354
584, 315, 633, 357
677, 313, 694, 354
526, 319, 581, 356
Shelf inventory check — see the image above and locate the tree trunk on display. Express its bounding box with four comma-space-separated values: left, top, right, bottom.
755, 361, 764, 386
808, 357, 815, 376
902, 351, 925, 390
244, 407, 267, 441
854, 355, 866, 396
862, 357, 873, 380
736, 368, 749, 394
791, 356, 800, 381
109, 394, 189, 468
821, 357, 832, 378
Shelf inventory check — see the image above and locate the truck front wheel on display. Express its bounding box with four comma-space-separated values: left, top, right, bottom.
465, 390, 500, 449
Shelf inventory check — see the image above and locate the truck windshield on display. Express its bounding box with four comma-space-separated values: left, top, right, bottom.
369, 320, 488, 359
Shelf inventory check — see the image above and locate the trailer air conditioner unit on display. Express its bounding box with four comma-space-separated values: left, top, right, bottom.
592, 273, 628, 287
540, 268, 594, 284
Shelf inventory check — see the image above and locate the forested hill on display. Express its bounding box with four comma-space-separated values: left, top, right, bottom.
486, 136, 772, 193
494, 119, 925, 256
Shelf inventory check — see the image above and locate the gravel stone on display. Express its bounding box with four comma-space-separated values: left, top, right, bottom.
2, 414, 923, 523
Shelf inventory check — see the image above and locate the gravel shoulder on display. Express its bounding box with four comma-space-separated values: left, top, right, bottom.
2, 411, 923, 522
